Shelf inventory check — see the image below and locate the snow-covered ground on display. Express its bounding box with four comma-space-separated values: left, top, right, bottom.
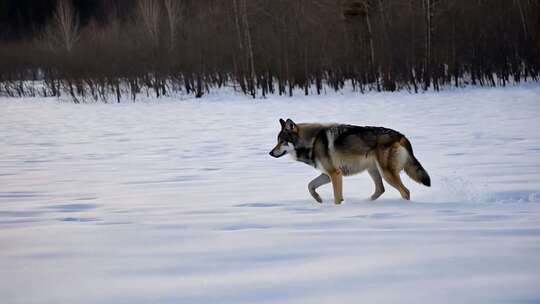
1, 85, 540, 304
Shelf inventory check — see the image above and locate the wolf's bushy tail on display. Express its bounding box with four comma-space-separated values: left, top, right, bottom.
400, 137, 431, 187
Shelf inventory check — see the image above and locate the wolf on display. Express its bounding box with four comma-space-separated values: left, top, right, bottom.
269, 119, 430, 204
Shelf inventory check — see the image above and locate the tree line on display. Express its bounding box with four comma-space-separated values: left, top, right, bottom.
0, 0, 539, 102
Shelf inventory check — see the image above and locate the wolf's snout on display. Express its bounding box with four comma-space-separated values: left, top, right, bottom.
269, 150, 278, 158
269, 147, 285, 158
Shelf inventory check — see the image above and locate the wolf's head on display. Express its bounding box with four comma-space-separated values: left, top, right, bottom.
269, 118, 299, 158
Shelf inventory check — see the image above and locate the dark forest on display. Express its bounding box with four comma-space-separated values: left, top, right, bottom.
0, 0, 539, 101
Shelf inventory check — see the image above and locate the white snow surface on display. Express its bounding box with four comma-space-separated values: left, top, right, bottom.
1, 85, 540, 304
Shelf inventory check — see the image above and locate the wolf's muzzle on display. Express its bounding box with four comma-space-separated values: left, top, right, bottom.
269, 150, 286, 158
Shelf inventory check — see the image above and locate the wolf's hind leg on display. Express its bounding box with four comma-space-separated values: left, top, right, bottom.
368, 166, 385, 200
380, 169, 410, 200
378, 144, 411, 200
329, 170, 344, 205
308, 174, 330, 203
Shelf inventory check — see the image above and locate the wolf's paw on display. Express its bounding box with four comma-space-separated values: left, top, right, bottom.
369, 190, 384, 201
309, 189, 323, 203
400, 189, 411, 200
370, 191, 384, 201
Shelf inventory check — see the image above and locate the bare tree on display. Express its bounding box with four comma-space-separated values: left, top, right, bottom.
240, 0, 256, 98
47, 0, 80, 52
231, 0, 246, 93
137, 0, 161, 49
423, 0, 432, 90
514, 0, 528, 39
362, 1, 377, 88
164, 0, 183, 51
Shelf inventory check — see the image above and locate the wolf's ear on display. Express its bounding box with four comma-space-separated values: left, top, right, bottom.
285, 119, 298, 133
279, 118, 286, 129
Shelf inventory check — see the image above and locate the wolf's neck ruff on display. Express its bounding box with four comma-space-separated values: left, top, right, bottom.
294, 146, 314, 166
293, 128, 329, 168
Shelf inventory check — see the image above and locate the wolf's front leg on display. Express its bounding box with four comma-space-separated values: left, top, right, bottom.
308, 174, 330, 203
329, 170, 344, 204
368, 166, 385, 200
